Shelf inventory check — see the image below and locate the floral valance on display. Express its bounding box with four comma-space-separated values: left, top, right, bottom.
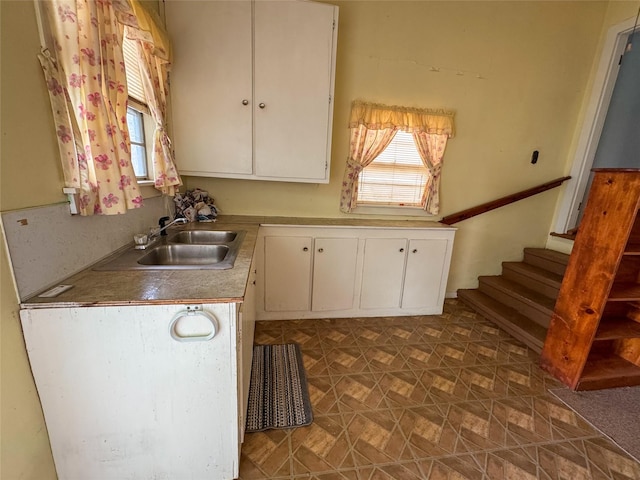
349, 101, 455, 137
126, 0, 171, 62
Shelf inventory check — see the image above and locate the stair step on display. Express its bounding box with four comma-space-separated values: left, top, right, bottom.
457, 289, 547, 353
478, 276, 556, 328
523, 248, 570, 276
502, 262, 563, 298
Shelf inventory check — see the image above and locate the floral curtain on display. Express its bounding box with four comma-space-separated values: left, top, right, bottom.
412, 132, 450, 214
42, 0, 145, 215
340, 101, 455, 214
339, 125, 397, 213
126, 0, 181, 196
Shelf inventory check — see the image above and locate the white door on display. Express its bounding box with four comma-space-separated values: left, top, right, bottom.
264, 236, 313, 311
360, 238, 407, 309
20, 304, 239, 480
253, 0, 336, 181
166, 0, 253, 175
402, 239, 449, 309
312, 237, 359, 311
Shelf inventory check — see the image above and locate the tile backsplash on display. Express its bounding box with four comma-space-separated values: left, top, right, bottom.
2, 197, 168, 300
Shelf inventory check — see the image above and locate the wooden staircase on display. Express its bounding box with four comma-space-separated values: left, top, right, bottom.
457, 248, 570, 353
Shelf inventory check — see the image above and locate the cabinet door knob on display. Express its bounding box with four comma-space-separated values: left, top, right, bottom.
303, 247, 309, 252
318, 248, 324, 253
259, 102, 266, 109
412, 249, 418, 253
242, 99, 249, 105
399, 248, 405, 253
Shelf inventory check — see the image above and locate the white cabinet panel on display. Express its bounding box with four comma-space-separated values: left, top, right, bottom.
166, 0, 338, 183
238, 257, 257, 444
20, 304, 240, 480
254, 0, 335, 180
360, 238, 408, 309
402, 239, 449, 309
312, 237, 359, 311
256, 225, 456, 320
264, 236, 313, 311
166, 0, 253, 175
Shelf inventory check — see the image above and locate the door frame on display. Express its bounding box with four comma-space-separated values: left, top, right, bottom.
553, 16, 638, 234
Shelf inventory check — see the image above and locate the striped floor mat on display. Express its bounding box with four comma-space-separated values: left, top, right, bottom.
245, 343, 313, 432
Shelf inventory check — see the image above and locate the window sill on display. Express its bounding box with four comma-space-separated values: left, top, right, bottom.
352, 204, 437, 218
137, 179, 155, 187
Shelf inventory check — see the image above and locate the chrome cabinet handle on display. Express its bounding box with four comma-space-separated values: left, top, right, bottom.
399, 248, 405, 253
259, 103, 266, 109
303, 247, 309, 252
318, 248, 324, 253
412, 249, 418, 253
242, 99, 249, 105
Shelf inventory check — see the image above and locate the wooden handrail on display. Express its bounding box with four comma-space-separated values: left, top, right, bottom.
440, 176, 571, 225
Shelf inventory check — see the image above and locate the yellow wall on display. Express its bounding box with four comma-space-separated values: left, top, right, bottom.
183, 0, 609, 289
1, 2, 58, 478
0, 0, 631, 477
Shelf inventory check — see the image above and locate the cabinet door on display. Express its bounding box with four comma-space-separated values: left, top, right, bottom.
254, 1, 337, 181
312, 237, 359, 311
264, 236, 313, 311
402, 239, 449, 309
166, 0, 253, 175
21, 304, 239, 480
360, 238, 407, 309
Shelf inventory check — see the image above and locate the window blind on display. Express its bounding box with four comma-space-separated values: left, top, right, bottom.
123, 36, 146, 104
357, 130, 429, 206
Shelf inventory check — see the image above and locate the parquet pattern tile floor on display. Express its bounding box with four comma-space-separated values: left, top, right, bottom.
239, 299, 640, 480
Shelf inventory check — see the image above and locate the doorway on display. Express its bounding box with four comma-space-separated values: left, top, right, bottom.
553, 17, 640, 234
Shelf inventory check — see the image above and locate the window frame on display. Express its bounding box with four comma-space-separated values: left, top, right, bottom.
356, 130, 431, 210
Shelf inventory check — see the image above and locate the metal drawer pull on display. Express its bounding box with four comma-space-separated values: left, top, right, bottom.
242, 99, 249, 105
169, 307, 218, 342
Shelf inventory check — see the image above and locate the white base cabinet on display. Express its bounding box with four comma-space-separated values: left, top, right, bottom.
257, 225, 456, 320
20, 302, 254, 480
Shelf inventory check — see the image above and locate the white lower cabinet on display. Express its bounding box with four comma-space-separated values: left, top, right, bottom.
312, 237, 359, 312
20, 302, 254, 480
257, 225, 456, 320
263, 235, 359, 312
360, 238, 407, 309
264, 235, 313, 311
402, 239, 449, 309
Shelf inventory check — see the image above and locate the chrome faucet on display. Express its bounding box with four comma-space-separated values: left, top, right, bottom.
157, 216, 188, 237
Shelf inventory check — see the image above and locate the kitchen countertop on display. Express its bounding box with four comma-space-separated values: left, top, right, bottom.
21, 215, 454, 308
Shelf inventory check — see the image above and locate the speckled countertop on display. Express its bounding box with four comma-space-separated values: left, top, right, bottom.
21, 216, 454, 308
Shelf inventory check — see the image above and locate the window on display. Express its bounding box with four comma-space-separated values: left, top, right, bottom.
357, 131, 428, 207
123, 36, 151, 180
340, 101, 454, 215
126, 107, 148, 179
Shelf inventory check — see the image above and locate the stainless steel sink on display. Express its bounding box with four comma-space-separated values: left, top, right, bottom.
137, 244, 229, 266
168, 230, 237, 244
94, 229, 246, 270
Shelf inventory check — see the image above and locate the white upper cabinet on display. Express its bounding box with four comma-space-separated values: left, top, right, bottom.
166, 1, 253, 175
166, 0, 339, 183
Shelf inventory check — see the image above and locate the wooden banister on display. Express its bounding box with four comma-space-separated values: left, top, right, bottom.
440, 176, 571, 225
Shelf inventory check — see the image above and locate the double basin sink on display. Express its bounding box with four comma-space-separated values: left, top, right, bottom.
94, 228, 246, 271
